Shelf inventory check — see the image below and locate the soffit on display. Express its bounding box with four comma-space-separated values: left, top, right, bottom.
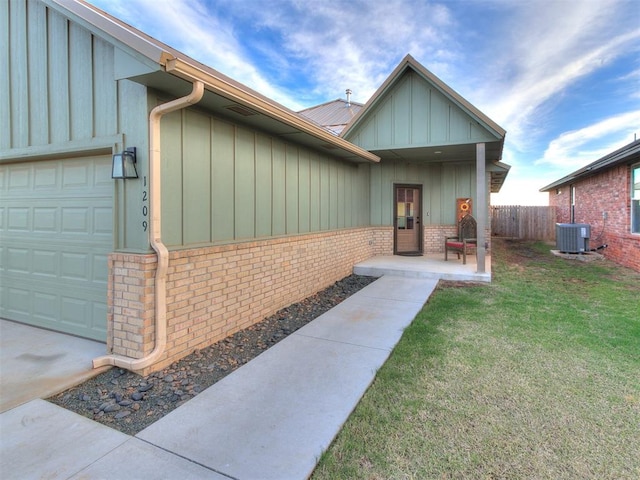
371, 141, 508, 193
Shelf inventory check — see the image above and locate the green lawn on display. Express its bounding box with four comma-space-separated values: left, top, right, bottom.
312, 239, 640, 479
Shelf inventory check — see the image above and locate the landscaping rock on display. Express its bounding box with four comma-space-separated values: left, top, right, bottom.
47, 274, 376, 436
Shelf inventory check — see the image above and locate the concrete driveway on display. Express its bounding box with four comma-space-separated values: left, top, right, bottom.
0, 320, 109, 413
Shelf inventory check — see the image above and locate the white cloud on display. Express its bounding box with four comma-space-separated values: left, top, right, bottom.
537, 111, 640, 169
491, 179, 550, 206
238, 0, 457, 105
478, 1, 640, 151
91, 0, 308, 109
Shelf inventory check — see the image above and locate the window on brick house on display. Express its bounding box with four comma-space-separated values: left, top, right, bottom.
632, 164, 640, 234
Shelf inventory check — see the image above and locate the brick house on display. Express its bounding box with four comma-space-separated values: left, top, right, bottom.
540, 139, 640, 272
1, 0, 508, 374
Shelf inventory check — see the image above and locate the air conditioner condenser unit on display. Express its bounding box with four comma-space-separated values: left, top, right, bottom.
556, 223, 590, 253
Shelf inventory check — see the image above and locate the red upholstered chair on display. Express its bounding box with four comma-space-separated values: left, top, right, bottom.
445, 214, 477, 265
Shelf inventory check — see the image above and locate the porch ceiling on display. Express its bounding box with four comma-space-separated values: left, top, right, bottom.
369, 140, 502, 162
370, 140, 508, 192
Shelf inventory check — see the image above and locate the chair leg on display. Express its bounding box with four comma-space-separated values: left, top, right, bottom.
462, 248, 466, 265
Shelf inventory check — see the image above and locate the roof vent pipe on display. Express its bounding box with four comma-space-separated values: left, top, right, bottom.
346, 89, 352, 107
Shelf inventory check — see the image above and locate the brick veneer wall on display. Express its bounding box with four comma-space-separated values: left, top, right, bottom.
425, 225, 457, 252
108, 227, 389, 375
107, 221, 497, 375
548, 164, 640, 272
107, 254, 156, 359
425, 225, 491, 253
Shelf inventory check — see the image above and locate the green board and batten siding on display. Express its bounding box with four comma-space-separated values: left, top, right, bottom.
348, 71, 497, 149
1, 2, 119, 150
367, 161, 475, 226
345, 70, 482, 226
159, 107, 371, 247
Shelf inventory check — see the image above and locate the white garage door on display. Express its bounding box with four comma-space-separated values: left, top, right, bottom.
0, 155, 113, 341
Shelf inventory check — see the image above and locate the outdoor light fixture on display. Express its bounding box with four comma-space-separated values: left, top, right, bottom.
111, 147, 138, 179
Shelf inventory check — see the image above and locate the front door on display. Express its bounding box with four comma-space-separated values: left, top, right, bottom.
394, 185, 422, 255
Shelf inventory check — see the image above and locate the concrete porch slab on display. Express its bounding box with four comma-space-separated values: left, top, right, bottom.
354, 253, 491, 282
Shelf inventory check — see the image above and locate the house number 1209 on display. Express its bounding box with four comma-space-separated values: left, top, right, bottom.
142, 176, 149, 231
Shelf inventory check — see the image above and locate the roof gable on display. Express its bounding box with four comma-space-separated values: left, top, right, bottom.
342, 55, 505, 150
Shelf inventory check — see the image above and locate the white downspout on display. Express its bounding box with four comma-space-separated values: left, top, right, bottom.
93, 81, 205, 371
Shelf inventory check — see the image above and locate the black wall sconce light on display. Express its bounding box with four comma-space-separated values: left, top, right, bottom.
112, 147, 138, 179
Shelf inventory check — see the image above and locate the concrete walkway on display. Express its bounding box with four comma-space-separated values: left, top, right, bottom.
0, 276, 437, 480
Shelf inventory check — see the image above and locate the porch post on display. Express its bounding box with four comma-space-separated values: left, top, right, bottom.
476, 143, 486, 273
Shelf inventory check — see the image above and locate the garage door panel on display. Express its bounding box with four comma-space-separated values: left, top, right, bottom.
7, 207, 30, 230
4, 286, 31, 317
2, 274, 109, 339
4, 242, 108, 276
33, 250, 58, 276
33, 207, 58, 231
61, 297, 89, 326
62, 162, 91, 186
33, 291, 58, 322
62, 207, 91, 233
93, 254, 108, 284
94, 162, 113, 187
94, 207, 113, 235
61, 252, 90, 280
0, 155, 112, 341
7, 167, 31, 190
7, 247, 30, 272
2, 202, 113, 252
34, 164, 58, 188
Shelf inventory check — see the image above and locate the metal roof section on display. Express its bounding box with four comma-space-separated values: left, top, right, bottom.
298, 99, 364, 135
540, 139, 640, 192
48, 0, 379, 164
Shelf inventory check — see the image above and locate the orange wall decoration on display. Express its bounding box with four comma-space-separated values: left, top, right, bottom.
457, 198, 472, 221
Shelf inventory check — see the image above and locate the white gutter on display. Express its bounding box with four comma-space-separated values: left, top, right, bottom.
93, 80, 205, 371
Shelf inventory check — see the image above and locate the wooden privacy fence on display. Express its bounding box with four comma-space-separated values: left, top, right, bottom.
490, 205, 557, 241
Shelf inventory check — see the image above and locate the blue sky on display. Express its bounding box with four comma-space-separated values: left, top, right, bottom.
91, 0, 640, 205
